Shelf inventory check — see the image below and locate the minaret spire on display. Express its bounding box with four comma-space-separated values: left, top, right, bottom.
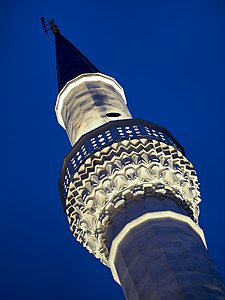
54, 33, 100, 92
41, 17, 99, 91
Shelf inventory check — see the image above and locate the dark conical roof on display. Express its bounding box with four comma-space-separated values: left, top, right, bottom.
55, 32, 99, 92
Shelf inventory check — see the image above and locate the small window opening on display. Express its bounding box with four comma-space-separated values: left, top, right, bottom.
106, 112, 121, 117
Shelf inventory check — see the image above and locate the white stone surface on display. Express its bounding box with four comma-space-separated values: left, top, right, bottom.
109, 210, 207, 285
55, 73, 132, 145
65, 138, 201, 265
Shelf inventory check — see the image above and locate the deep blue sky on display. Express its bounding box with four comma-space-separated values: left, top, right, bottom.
1, 1, 224, 299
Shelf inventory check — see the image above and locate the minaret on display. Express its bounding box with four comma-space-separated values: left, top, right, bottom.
43, 19, 225, 299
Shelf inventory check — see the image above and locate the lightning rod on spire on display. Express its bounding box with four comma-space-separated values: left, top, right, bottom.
40, 17, 60, 41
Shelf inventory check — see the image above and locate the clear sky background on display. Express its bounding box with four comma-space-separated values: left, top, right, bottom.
0, 1, 224, 299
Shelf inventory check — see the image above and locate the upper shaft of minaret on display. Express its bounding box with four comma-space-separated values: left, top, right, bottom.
52, 22, 132, 145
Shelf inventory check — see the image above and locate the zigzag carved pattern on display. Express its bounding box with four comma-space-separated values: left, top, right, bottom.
65, 138, 200, 265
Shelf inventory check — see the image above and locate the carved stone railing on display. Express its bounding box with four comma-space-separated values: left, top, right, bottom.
58, 119, 200, 265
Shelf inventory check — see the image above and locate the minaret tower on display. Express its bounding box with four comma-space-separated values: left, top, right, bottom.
43, 19, 225, 299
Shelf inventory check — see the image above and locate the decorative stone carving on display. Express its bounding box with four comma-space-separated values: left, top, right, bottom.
59, 119, 185, 200
64, 138, 201, 265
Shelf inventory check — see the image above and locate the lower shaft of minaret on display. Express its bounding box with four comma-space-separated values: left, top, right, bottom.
112, 216, 225, 300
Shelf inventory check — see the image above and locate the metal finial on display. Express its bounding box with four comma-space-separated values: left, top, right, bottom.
40, 17, 60, 40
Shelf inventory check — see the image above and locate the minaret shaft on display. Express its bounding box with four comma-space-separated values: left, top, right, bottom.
113, 217, 225, 300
